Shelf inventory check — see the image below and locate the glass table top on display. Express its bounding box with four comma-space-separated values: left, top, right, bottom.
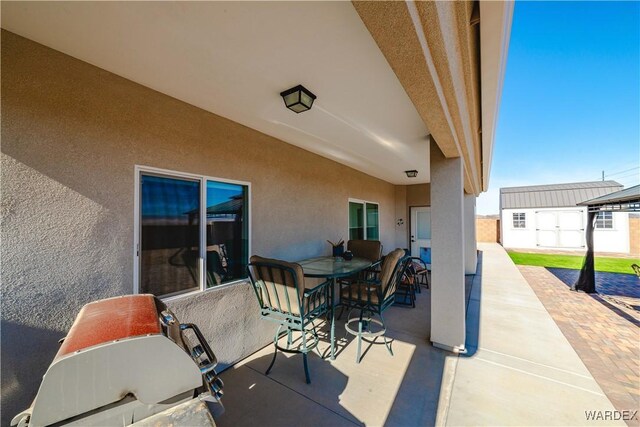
297, 256, 372, 278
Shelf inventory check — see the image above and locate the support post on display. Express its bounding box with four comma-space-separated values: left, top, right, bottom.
430, 139, 466, 353
464, 194, 478, 275
574, 211, 597, 293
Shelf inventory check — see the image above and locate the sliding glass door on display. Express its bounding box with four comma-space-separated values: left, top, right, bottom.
138, 169, 249, 298
140, 174, 201, 297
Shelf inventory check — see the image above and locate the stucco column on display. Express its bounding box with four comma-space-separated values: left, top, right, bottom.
430, 141, 466, 353
464, 193, 478, 274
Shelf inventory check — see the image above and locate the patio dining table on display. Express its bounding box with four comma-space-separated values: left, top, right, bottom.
298, 255, 373, 360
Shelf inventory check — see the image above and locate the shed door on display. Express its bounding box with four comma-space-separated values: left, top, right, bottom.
557, 211, 584, 248
536, 211, 558, 247
535, 210, 585, 248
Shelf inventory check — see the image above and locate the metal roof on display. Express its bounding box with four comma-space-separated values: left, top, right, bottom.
579, 184, 640, 212
500, 181, 623, 209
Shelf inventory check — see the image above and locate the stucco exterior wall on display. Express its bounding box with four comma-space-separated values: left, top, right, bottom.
501, 207, 630, 253
629, 217, 640, 256
394, 185, 408, 249
476, 217, 500, 243
0, 31, 398, 423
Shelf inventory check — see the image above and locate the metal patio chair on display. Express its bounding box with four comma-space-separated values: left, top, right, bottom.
395, 260, 418, 307
348, 239, 383, 278
409, 256, 429, 291
340, 248, 408, 363
338, 239, 383, 286
247, 256, 330, 384
347, 239, 383, 264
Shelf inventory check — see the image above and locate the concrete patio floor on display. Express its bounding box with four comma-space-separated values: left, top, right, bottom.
216, 282, 457, 427
445, 244, 624, 427
216, 244, 625, 426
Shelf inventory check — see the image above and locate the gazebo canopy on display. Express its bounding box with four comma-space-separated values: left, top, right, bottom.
574, 184, 640, 293
579, 184, 640, 212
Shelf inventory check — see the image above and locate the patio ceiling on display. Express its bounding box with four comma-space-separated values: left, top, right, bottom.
1, 1, 430, 185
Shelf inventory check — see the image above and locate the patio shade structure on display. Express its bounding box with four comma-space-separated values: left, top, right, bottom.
574, 184, 640, 293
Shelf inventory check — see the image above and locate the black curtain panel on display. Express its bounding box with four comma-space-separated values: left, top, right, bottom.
574, 211, 598, 293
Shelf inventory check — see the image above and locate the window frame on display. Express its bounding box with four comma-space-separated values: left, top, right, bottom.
348, 198, 380, 241
133, 165, 251, 301
512, 212, 526, 229
594, 211, 614, 230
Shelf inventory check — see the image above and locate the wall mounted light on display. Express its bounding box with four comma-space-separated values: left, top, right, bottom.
280, 85, 316, 113
405, 170, 418, 178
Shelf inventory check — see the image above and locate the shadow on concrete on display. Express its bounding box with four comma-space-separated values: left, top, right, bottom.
1, 321, 64, 427
217, 283, 452, 427
216, 344, 359, 427
382, 335, 449, 427
462, 251, 482, 357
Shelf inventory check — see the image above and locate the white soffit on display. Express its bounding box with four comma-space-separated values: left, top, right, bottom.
1, 1, 430, 184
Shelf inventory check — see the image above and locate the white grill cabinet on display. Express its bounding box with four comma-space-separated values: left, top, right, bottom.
11, 295, 223, 427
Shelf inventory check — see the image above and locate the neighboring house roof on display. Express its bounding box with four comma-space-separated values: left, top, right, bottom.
500, 181, 623, 210
579, 184, 640, 208
206, 197, 244, 216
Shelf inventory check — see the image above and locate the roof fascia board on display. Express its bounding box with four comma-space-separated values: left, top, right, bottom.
480, 1, 514, 191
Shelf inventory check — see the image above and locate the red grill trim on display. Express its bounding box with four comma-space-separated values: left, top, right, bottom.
56, 295, 162, 359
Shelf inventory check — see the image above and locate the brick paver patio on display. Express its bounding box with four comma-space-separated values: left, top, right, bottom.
519, 266, 640, 426
547, 268, 640, 310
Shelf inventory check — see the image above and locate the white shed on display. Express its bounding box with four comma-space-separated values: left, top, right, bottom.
500, 181, 631, 253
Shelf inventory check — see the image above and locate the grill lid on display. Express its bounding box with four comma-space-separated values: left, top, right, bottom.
56, 295, 161, 359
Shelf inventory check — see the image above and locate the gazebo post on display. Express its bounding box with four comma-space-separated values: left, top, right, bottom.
573, 211, 597, 293
573, 184, 640, 294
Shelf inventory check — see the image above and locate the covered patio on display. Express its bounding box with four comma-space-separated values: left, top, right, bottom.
216, 245, 622, 426
2, 2, 514, 426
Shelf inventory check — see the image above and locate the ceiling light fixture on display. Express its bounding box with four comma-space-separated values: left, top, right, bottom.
280, 85, 316, 113
405, 170, 418, 178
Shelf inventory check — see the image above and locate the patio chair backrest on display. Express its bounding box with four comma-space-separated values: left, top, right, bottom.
347, 239, 382, 263
248, 256, 306, 316
379, 249, 406, 298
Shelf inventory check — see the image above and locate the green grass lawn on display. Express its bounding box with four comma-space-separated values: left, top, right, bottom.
507, 251, 640, 275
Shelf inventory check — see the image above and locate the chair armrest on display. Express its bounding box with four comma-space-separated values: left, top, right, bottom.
369, 259, 382, 269
409, 257, 428, 271
303, 279, 331, 298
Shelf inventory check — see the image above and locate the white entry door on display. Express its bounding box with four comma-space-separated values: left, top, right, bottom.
410, 206, 431, 266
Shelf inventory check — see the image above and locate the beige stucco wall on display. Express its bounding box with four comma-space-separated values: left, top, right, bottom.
477, 218, 501, 243
630, 217, 640, 256
0, 31, 398, 423
394, 185, 408, 249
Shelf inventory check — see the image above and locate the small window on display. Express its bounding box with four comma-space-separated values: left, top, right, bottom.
349, 200, 379, 240
595, 211, 613, 229
513, 212, 526, 228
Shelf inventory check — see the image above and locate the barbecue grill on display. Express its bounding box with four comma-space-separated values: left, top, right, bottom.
11, 294, 223, 427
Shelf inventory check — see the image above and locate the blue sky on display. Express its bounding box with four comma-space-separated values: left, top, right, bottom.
477, 1, 640, 215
